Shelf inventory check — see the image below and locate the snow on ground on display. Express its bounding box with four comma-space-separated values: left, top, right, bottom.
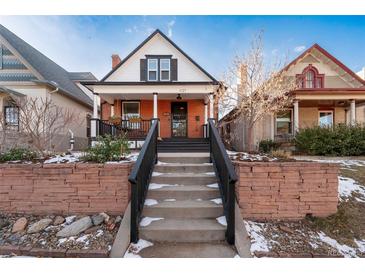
139, 217, 164, 227
207, 183, 219, 189
44, 154, 81, 164
152, 172, 163, 176
148, 183, 178, 190
205, 172, 216, 175
164, 199, 176, 202
244, 221, 271, 254
316, 232, 357, 258
216, 216, 227, 226
124, 239, 153, 258
226, 150, 277, 162
144, 199, 158, 206
338, 176, 365, 202
211, 198, 222, 205
355, 239, 365, 253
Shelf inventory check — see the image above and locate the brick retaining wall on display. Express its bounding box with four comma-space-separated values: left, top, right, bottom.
234, 161, 339, 220
0, 163, 132, 215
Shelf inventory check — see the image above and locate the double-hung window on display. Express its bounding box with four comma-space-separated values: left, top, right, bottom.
275, 110, 293, 135
147, 59, 158, 81
4, 106, 19, 127
160, 59, 170, 81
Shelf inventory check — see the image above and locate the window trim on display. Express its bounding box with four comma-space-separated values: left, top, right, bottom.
159, 58, 170, 81
275, 109, 293, 136
296, 64, 325, 89
147, 59, 158, 82
122, 101, 141, 120
318, 110, 334, 127
4, 105, 19, 129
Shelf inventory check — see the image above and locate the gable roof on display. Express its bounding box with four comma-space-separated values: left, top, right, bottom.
100, 29, 218, 84
0, 24, 93, 108
283, 43, 365, 86
68, 72, 98, 81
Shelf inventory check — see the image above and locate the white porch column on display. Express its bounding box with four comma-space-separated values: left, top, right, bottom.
204, 103, 208, 124
209, 93, 214, 119
153, 92, 158, 119
350, 99, 356, 126
91, 93, 99, 139
110, 104, 115, 117
293, 100, 299, 135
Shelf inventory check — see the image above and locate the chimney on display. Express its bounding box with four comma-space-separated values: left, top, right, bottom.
112, 54, 121, 69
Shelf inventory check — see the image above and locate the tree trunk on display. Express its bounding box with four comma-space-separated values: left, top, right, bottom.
244, 122, 255, 152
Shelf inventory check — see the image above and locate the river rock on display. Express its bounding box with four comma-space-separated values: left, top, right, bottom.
53, 216, 65, 226
12, 217, 28, 233
99, 212, 110, 223
56, 216, 92, 237
27, 218, 53, 234
0, 218, 10, 229
91, 214, 104, 226
115, 216, 122, 224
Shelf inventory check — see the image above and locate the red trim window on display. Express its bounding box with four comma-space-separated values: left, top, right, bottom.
296, 64, 324, 88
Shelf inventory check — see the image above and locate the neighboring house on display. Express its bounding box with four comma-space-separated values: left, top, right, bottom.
219, 44, 365, 151
83, 29, 220, 148
0, 24, 97, 151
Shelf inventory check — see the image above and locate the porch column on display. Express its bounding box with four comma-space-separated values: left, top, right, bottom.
209, 93, 214, 119
91, 93, 99, 140
350, 99, 356, 126
204, 103, 208, 124
153, 92, 158, 119
293, 99, 299, 135
110, 104, 114, 117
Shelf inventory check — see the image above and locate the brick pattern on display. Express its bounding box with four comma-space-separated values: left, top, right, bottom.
0, 163, 132, 215
234, 161, 339, 220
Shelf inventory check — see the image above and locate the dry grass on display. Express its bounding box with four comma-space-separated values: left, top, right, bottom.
270, 149, 292, 159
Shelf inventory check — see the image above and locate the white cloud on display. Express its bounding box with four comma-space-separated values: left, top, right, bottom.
125, 28, 132, 33
294, 45, 306, 53
167, 19, 175, 37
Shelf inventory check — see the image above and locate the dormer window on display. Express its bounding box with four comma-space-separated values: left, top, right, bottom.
160, 59, 170, 81
147, 59, 158, 81
297, 64, 324, 88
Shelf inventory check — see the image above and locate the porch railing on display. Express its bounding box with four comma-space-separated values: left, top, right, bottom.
208, 118, 237, 245
128, 119, 159, 243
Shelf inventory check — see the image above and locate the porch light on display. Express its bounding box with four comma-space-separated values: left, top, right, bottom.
176, 94, 182, 100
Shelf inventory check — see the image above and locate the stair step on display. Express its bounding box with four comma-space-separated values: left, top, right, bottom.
147, 184, 220, 200
138, 242, 236, 258
143, 200, 223, 218
139, 218, 226, 243
151, 173, 216, 185
154, 163, 214, 173
158, 153, 210, 164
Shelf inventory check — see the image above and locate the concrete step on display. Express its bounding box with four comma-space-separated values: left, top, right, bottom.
151, 173, 217, 185
138, 242, 237, 258
147, 184, 220, 200
140, 218, 226, 243
158, 152, 210, 164
154, 163, 214, 173
143, 200, 223, 218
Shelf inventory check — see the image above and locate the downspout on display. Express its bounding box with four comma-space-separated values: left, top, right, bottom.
68, 129, 75, 152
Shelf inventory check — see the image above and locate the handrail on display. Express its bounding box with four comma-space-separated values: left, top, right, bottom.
128, 119, 159, 243
208, 118, 237, 244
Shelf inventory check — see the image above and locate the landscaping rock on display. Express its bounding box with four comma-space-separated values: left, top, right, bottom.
53, 216, 65, 226
65, 215, 76, 225
12, 217, 28, 233
115, 216, 122, 224
99, 212, 110, 223
279, 225, 295, 234
27, 219, 53, 234
56, 217, 92, 237
84, 226, 101, 234
0, 218, 10, 229
91, 214, 104, 226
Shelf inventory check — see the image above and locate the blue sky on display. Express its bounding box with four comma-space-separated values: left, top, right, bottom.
0, 15, 364, 79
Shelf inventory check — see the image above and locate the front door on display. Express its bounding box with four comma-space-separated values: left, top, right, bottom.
171, 102, 187, 137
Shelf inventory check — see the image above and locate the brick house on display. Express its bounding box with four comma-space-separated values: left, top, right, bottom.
83, 29, 220, 149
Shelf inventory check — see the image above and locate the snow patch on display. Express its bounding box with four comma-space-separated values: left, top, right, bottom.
216, 216, 227, 226
152, 172, 163, 176
44, 154, 80, 164
338, 176, 365, 201
205, 172, 215, 175
95, 229, 104, 237
164, 198, 176, 202
124, 239, 153, 258
149, 183, 178, 190
244, 221, 270, 254
317, 232, 357, 258
76, 235, 90, 245
211, 198, 223, 205
355, 239, 365, 253
207, 183, 219, 189
139, 217, 164, 227
144, 199, 158, 206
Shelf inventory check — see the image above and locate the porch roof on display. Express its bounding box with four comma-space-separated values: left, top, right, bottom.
293, 88, 365, 100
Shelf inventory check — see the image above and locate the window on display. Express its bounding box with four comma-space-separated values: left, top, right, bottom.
319, 111, 333, 127
122, 101, 140, 120
160, 59, 170, 81
305, 70, 314, 88
276, 110, 292, 135
297, 65, 324, 88
147, 59, 158, 81
4, 106, 19, 127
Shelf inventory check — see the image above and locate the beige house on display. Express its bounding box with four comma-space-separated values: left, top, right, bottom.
219, 44, 365, 151
0, 24, 97, 151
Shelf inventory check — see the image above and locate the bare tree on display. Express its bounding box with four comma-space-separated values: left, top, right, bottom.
218, 31, 298, 151
10, 96, 81, 155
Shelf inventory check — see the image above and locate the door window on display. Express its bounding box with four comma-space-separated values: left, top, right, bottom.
319, 111, 333, 127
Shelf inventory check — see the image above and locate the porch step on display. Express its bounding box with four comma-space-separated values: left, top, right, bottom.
157, 139, 209, 153
151, 173, 217, 185
139, 218, 226, 243
154, 163, 213, 173
147, 184, 220, 200
158, 152, 210, 164
138, 242, 237, 258
143, 200, 223, 219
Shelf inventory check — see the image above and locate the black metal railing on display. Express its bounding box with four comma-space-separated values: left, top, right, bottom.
208, 118, 237, 245
128, 119, 159, 243
119, 119, 151, 139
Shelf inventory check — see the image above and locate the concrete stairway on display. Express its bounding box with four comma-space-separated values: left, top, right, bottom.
138, 152, 237, 258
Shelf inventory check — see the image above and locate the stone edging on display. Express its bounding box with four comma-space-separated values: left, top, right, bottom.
254, 251, 343, 258
0, 245, 108, 258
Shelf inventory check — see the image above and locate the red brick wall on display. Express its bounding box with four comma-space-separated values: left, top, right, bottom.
0, 163, 132, 215
234, 161, 339, 220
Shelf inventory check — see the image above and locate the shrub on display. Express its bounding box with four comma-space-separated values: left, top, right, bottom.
294, 124, 365, 156
258, 139, 280, 153
270, 149, 292, 159
0, 147, 38, 162
82, 134, 130, 163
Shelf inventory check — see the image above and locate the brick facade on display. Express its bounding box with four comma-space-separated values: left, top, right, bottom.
0, 163, 132, 215
234, 161, 339, 220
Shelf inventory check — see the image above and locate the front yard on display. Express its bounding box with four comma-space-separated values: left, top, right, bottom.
244, 159, 365, 258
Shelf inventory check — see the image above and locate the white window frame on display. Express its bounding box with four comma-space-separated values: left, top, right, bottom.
147, 59, 158, 81
275, 109, 293, 135
318, 110, 334, 127
160, 59, 170, 81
